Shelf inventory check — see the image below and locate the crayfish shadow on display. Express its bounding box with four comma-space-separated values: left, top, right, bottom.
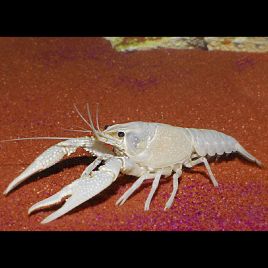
183, 168, 210, 181
14, 156, 95, 192
114, 176, 173, 203
67, 174, 173, 216
236, 154, 263, 168
41, 175, 172, 217
207, 153, 259, 167
69, 176, 137, 213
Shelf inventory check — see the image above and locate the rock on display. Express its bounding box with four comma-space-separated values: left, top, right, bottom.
104, 37, 268, 53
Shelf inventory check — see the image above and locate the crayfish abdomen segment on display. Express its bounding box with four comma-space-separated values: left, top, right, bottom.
186, 128, 237, 157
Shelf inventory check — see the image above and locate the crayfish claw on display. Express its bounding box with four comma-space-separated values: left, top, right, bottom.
30, 158, 122, 224
41, 194, 89, 224
28, 185, 72, 215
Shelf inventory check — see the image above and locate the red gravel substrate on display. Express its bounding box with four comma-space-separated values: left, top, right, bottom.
0, 37, 267, 231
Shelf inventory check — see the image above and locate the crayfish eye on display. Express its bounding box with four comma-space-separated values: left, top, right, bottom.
117, 131, 125, 138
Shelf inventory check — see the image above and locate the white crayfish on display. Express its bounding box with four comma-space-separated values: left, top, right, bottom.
3, 105, 262, 224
